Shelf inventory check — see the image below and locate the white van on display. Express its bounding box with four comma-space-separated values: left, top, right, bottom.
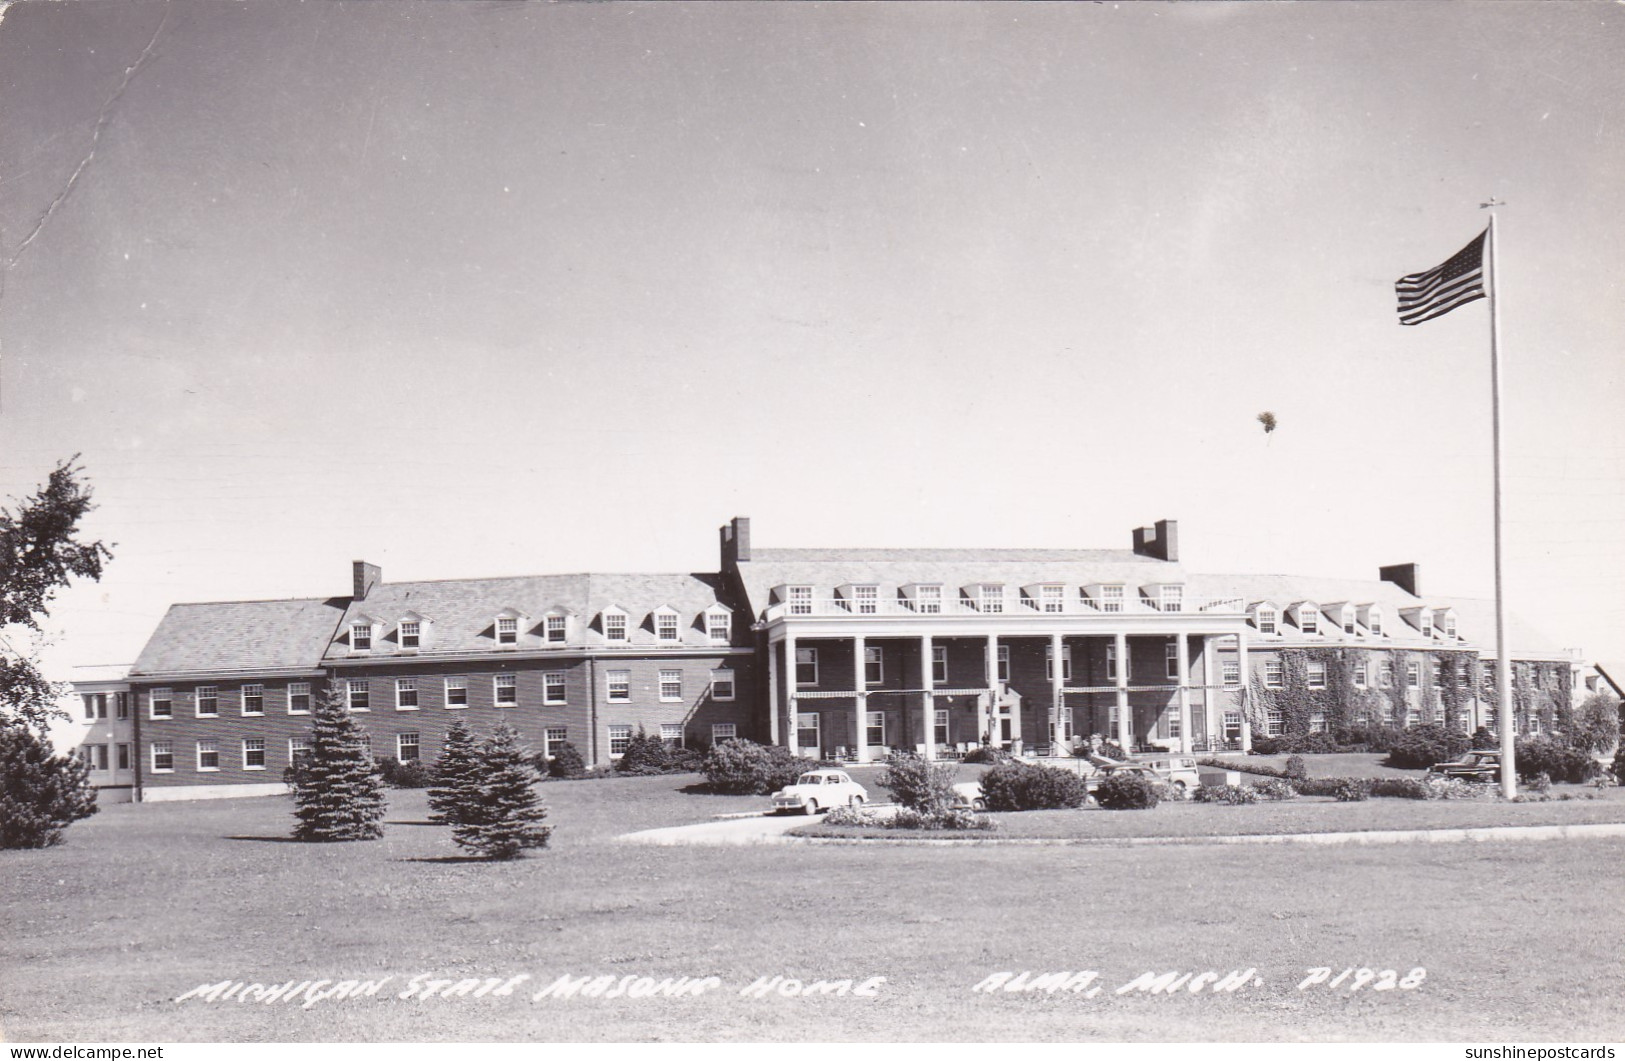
1137, 756, 1201, 792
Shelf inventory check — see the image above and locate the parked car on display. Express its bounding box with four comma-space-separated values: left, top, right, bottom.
1085, 762, 1159, 799
1136, 755, 1202, 792
769, 771, 868, 815
948, 781, 987, 812
1426, 750, 1502, 783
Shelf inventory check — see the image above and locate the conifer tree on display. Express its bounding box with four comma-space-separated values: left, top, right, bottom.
427, 716, 482, 825
452, 720, 551, 859
0, 724, 98, 848
292, 683, 386, 841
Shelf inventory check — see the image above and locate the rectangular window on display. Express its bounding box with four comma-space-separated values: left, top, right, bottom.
934, 709, 950, 747
706, 611, 730, 642
289, 736, 311, 767
1368, 611, 1384, 636
241, 684, 264, 716
1165, 641, 1180, 680
1300, 609, 1318, 634
656, 613, 680, 642
1307, 662, 1327, 689
397, 732, 420, 762
607, 670, 631, 702
288, 682, 311, 715
1222, 658, 1241, 687
1264, 660, 1284, 688
866, 710, 886, 748
1100, 585, 1124, 613
1381, 662, 1394, 688
494, 673, 518, 706
151, 741, 174, 772
1309, 712, 1327, 734
979, 585, 1004, 614
396, 678, 418, 710
544, 672, 566, 705
150, 688, 173, 719
788, 586, 812, 616
83, 694, 101, 719
1160, 585, 1184, 613
1354, 661, 1368, 688
864, 646, 884, 686
1041, 584, 1065, 613
659, 669, 682, 702
116, 693, 129, 720
352, 623, 372, 651
87, 743, 108, 770
1257, 609, 1277, 635
242, 738, 266, 770
1045, 644, 1073, 682
399, 621, 420, 649
348, 679, 370, 712
497, 617, 519, 645
710, 668, 735, 701
917, 585, 942, 614
1266, 710, 1284, 737
796, 712, 820, 752
117, 743, 131, 770
931, 646, 947, 684
544, 727, 568, 759
854, 585, 878, 614
603, 613, 627, 642
1106, 644, 1118, 682
660, 723, 684, 750
546, 615, 568, 643
197, 740, 219, 771
1432, 666, 1443, 689
609, 724, 632, 756
445, 677, 468, 708
1223, 711, 1243, 741
1420, 614, 1433, 638
711, 722, 737, 745
795, 647, 818, 687
1344, 613, 1356, 635
1406, 662, 1421, 689
196, 685, 219, 718
996, 645, 1010, 683
1164, 711, 1182, 740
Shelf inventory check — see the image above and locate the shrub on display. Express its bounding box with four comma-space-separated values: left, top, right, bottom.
1525, 771, 1552, 795
1250, 778, 1298, 801
1201, 756, 1287, 779
1383, 725, 1471, 770
1094, 772, 1159, 810
376, 756, 434, 788
1195, 784, 1259, 805
1154, 781, 1189, 803
1612, 746, 1625, 787
615, 727, 671, 774
1425, 776, 1494, 801
890, 807, 998, 832
979, 761, 1089, 811
1333, 778, 1372, 802
1470, 726, 1498, 750
1568, 692, 1620, 755
877, 753, 957, 815
0, 723, 98, 849
1368, 778, 1431, 800
700, 739, 821, 795
1289, 776, 1344, 797
1283, 755, 1308, 780
1514, 738, 1602, 784
546, 741, 586, 779
963, 746, 1011, 765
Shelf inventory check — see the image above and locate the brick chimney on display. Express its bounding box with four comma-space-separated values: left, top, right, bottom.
1379, 563, 1420, 597
1131, 520, 1179, 562
720, 516, 751, 569
353, 561, 381, 601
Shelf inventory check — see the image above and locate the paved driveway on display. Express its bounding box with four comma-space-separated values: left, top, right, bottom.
616, 812, 821, 846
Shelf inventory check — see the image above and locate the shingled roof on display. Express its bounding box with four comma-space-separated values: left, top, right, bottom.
129, 597, 349, 678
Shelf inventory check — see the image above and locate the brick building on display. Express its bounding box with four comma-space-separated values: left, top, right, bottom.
78, 517, 1583, 800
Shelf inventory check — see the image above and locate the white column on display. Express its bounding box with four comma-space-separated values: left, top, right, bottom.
920, 634, 936, 761
853, 635, 869, 763
784, 633, 799, 758
1199, 635, 1216, 750
985, 633, 1000, 747
1237, 629, 1253, 752
1176, 631, 1192, 754
1051, 632, 1065, 755
1114, 631, 1131, 750
767, 634, 781, 746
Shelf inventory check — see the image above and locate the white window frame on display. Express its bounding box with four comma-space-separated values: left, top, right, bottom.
795, 647, 818, 687
659, 668, 682, 702
655, 610, 681, 643
916, 584, 942, 614
1264, 660, 1284, 688
1257, 607, 1277, 635
347, 679, 370, 712
659, 723, 684, 750
1040, 584, 1065, 614
1266, 710, 1284, 737
287, 682, 311, 715
496, 616, 519, 645
1106, 644, 1119, 682
396, 677, 418, 710
399, 620, 420, 650
933, 708, 950, 746
151, 740, 174, 772
1299, 607, 1319, 635
545, 614, 568, 644
1221, 658, 1241, 687
608, 724, 632, 757
866, 710, 886, 748
197, 740, 220, 772
1368, 609, 1384, 636
706, 610, 731, 643
241, 684, 264, 716
607, 669, 631, 703
710, 668, 736, 701
788, 586, 813, 616
288, 737, 311, 766
602, 610, 628, 643
351, 622, 373, 652
1165, 641, 1181, 680
1406, 661, 1421, 689
1160, 585, 1184, 613
242, 737, 266, 771
195, 685, 219, 718
544, 726, 568, 759
1307, 662, 1327, 689
796, 711, 820, 750
445, 676, 468, 709
864, 646, 884, 686
543, 671, 566, 706
932, 645, 948, 684
1354, 661, 1368, 688
1419, 613, 1433, 638
150, 688, 173, 720
1442, 614, 1458, 639
1045, 644, 1073, 682
1100, 584, 1124, 613
979, 584, 1005, 614
711, 722, 737, 745
397, 732, 420, 762
494, 673, 518, 706
853, 584, 878, 615
1381, 662, 1394, 688
996, 645, 1010, 683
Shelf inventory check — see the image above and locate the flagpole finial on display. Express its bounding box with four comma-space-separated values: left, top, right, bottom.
1480, 197, 1505, 209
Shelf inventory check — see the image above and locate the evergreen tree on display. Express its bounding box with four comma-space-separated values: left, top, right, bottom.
427, 717, 482, 824
292, 684, 387, 841
1, 459, 111, 848
452, 721, 551, 859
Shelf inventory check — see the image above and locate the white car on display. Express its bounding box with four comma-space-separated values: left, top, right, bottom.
949, 781, 988, 812
770, 771, 868, 815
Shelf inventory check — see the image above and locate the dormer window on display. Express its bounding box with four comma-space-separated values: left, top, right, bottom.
655, 608, 681, 643
1255, 606, 1277, 635
916, 584, 942, 614
399, 621, 420, 650
545, 614, 568, 644
1419, 612, 1433, 638
496, 617, 518, 645
602, 608, 628, 642
349, 620, 376, 653
1099, 585, 1124, 613
853, 584, 878, 614
1438, 610, 1458, 639
788, 586, 813, 616
1363, 605, 1384, 636
978, 584, 1004, 614
1299, 607, 1319, 635
705, 607, 731, 643
1160, 585, 1184, 613
1040, 584, 1065, 614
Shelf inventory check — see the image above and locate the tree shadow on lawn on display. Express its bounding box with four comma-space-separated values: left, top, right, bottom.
399, 854, 506, 864
385, 819, 441, 826
223, 834, 308, 843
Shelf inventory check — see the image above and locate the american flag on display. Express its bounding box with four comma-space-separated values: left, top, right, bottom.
1395, 229, 1487, 325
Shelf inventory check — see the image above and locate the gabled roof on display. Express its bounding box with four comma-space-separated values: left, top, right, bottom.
130, 597, 348, 677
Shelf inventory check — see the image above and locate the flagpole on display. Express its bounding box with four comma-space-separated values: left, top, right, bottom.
1486, 209, 1516, 799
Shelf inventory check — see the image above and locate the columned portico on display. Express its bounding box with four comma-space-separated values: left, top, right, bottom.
852, 634, 869, 763
1175, 631, 1192, 754
1114, 631, 1130, 749
1050, 631, 1065, 754
920, 634, 935, 761
784, 632, 799, 758
985, 632, 999, 747
1237, 629, 1253, 751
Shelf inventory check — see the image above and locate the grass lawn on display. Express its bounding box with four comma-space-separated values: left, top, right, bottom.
4, 771, 1623, 1043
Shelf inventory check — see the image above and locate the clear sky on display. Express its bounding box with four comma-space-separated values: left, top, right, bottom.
1, 1, 1621, 685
